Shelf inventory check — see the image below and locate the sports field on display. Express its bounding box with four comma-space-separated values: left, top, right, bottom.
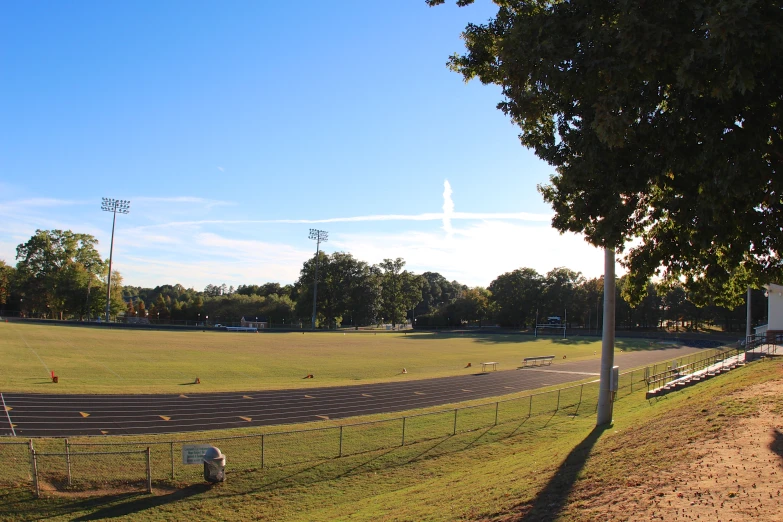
1, 322, 699, 394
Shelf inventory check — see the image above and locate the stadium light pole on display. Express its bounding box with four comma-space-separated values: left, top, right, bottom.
308, 229, 328, 330
596, 248, 616, 426
101, 198, 130, 323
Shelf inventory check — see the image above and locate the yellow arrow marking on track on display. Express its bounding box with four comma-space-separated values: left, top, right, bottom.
315, 415, 329, 420
100, 430, 109, 435
361, 393, 373, 397
4, 406, 11, 411
160, 415, 171, 421
10, 424, 16, 428
79, 412, 90, 418
504, 386, 514, 389
462, 389, 473, 392
304, 395, 315, 399
243, 395, 252, 399
239, 416, 252, 422
414, 392, 425, 395
179, 394, 189, 398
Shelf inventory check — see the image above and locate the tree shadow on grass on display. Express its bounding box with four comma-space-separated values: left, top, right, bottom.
770, 428, 783, 461
71, 484, 211, 521
519, 424, 610, 521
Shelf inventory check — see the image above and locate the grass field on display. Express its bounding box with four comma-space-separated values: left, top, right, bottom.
1, 351, 779, 520
1, 322, 674, 394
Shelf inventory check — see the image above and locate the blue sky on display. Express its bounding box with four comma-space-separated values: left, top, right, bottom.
0, 1, 605, 289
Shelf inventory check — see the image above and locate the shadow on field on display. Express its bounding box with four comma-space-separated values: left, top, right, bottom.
770, 428, 783, 462
518, 425, 609, 521
71, 484, 211, 521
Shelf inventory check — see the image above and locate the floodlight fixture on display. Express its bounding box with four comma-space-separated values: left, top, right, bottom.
308, 229, 328, 330
101, 198, 131, 323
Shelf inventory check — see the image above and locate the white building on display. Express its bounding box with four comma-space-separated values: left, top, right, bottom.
762, 283, 783, 340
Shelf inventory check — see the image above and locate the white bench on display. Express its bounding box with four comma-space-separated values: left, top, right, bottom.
481, 361, 498, 372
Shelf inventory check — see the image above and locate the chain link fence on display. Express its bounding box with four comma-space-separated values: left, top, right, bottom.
1, 369, 649, 497
31, 446, 151, 497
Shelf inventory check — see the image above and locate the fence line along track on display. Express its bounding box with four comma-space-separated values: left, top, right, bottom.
3, 349, 746, 497
1, 368, 654, 496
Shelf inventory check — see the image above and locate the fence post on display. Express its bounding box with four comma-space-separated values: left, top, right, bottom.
261, 434, 265, 469
65, 438, 72, 487
401, 417, 406, 446
29, 440, 39, 499
146, 448, 152, 494
453, 409, 458, 436
339, 426, 343, 458
575, 384, 584, 414
630, 371, 634, 393
170, 442, 175, 480
494, 402, 499, 426
528, 395, 533, 417
556, 389, 561, 411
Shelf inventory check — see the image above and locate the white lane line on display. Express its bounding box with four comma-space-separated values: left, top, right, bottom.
1, 393, 16, 437
521, 369, 600, 376
16, 328, 50, 375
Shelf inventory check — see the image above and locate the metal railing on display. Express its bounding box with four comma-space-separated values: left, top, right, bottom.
645, 334, 782, 392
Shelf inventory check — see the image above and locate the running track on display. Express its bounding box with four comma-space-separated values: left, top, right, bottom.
1, 346, 707, 437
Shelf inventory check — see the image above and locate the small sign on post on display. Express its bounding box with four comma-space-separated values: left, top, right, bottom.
610, 365, 620, 392
182, 444, 213, 465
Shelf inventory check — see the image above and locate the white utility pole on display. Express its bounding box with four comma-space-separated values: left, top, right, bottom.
596, 249, 616, 426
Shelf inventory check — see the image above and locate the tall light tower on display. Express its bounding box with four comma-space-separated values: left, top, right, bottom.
308, 229, 328, 330
101, 198, 130, 322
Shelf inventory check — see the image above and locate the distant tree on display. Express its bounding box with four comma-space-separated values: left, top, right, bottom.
154, 294, 170, 321
449, 287, 491, 326
0, 260, 14, 312
136, 299, 146, 318
541, 268, 585, 324
377, 258, 424, 328
204, 284, 222, 297
489, 268, 543, 327
417, 272, 465, 316
14, 230, 105, 319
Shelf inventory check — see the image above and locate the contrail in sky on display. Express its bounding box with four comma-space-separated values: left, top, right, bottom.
126, 181, 552, 231
442, 180, 454, 237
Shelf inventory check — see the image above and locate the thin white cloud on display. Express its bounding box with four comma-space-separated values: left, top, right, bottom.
132, 196, 234, 209
130, 210, 552, 231
0, 198, 89, 211
442, 180, 454, 237
217, 166, 224, 172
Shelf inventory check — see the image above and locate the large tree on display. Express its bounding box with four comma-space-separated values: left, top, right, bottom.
0, 260, 13, 312
488, 268, 543, 327
296, 251, 381, 328
15, 230, 106, 319
430, 0, 783, 306
377, 258, 424, 328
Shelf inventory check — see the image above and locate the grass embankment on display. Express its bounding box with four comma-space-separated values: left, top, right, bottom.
1, 357, 779, 521
1, 322, 667, 393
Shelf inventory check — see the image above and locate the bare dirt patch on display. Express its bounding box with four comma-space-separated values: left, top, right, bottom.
579, 373, 783, 521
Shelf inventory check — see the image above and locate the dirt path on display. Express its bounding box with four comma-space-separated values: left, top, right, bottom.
586, 374, 783, 521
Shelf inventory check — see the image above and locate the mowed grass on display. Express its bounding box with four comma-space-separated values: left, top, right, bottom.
1, 354, 779, 521
0, 322, 660, 394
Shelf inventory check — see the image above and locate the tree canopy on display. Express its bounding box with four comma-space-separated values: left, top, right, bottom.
14, 229, 113, 319
429, 0, 783, 306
